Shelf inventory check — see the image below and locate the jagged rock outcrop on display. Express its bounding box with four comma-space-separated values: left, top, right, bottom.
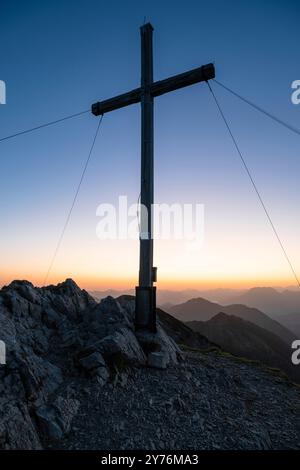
0, 279, 182, 449
117, 295, 183, 367
0, 279, 96, 448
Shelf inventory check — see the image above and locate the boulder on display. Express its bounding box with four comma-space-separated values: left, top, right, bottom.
79, 352, 106, 371
86, 328, 147, 366
136, 324, 183, 366
35, 405, 63, 440
95, 366, 110, 384
35, 397, 80, 440
0, 401, 42, 449
148, 352, 169, 369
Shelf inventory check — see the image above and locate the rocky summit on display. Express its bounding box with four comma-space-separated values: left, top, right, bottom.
0, 279, 299, 450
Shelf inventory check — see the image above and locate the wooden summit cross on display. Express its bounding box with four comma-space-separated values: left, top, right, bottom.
92, 23, 215, 332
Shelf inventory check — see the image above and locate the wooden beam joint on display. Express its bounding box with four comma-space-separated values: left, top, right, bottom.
91, 63, 215, 116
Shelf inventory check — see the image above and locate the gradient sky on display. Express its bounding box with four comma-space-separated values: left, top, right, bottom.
1, 0, 299, 290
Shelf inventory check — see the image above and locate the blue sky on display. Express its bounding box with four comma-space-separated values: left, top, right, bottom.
0, 0, 299, 289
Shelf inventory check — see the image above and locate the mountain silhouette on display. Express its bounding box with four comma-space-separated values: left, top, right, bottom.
228, 287, 300, 317
187, 312, 299, 382
276, 312, 300, 337
168, 297, 295, 344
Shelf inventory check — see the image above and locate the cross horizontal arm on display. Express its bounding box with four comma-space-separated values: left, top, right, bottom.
151, 63, 215, 98
91, 63, 215, 116
91, 87, 141, 116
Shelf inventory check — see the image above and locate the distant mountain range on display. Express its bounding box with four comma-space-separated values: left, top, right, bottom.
91, 285, 300, 314
187, 313, 299, 382
226, 287, 300, 335
90, 289, 134, 301
227, 287, 300, 317
167, 297, 296, 345
276, 312, 300, 337
90, 286, 300, 338
90, 288, 245, 306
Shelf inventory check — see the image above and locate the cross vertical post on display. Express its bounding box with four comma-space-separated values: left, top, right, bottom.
135, 23, 157, 332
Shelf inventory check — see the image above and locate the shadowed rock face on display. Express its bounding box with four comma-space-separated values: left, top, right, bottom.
0, 280, 181, 449
0, 279, 95, 449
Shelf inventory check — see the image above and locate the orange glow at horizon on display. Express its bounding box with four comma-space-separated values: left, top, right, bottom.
0, 269, 297, 291
1, 215, 299, 292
